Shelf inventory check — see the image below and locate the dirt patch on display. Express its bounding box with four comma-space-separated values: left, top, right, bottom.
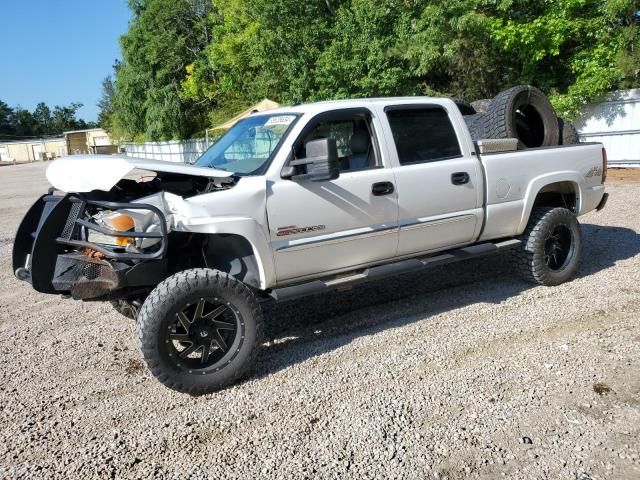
607, 167, 640, 184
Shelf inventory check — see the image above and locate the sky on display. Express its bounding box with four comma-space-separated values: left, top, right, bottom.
0, 0, 131, 122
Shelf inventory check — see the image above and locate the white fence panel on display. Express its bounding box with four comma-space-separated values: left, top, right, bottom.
121, 138, 209, 164
575, 89, 640, 166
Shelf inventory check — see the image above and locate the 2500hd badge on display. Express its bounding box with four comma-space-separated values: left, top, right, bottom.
277, 225, 326, 237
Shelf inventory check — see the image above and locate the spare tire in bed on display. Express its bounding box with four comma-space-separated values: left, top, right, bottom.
558, 118, 580, 145
464, 114, 486, 140
471, 98, 491, 113
451, 98, 476, 116
482, 85, 559, 149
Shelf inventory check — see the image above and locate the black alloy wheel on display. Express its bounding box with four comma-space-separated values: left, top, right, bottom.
137, 269, 263, 395
543, 225, 574, 271
164, 297, 244, 373
513, 207, 582, 286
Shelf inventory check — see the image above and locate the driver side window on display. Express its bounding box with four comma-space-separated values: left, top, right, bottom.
299, 114, 379, 172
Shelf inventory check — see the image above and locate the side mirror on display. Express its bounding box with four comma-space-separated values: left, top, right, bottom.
283, 138, 340, 182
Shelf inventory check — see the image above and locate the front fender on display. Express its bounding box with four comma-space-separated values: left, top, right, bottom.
176, 216, 275, 290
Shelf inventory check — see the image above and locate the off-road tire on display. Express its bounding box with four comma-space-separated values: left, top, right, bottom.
483, 85, 559, 149
558, 118, 580, 145
137, 268, 263, 395
464, 113, 486, 141
110, 300, 138, 320
471, 98, 491, 114
513, 207, 582, 286
451, 98, 476, 116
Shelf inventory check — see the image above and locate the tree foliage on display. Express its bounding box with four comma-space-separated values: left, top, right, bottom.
98, 75, 116, 130
0, 100, 96, 139
112, 0, 640, 139
111, 0, 213, 141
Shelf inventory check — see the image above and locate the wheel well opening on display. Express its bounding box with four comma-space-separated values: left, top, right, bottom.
170, 233, 261, 289
533, 182, 577, 212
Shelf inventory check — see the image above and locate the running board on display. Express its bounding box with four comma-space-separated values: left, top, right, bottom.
270, 239, 521, 302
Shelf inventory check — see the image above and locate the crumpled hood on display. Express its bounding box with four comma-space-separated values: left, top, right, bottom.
46, 155, 234, 193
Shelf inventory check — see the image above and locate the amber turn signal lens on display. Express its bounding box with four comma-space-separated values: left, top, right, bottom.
103, 213, 135, 247
105, 213, 135, 232
114, 236, 135, 246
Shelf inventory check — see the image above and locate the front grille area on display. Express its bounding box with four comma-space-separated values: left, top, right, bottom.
52, 253, 129, 300
61, 201, 83, 240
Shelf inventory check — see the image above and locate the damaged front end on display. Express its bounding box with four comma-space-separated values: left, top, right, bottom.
13, 192, 169, 300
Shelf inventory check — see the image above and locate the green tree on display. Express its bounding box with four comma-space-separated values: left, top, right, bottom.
0, 100, 94, 137
313, 0, 420, 100
131, 0, 640, 131
182, 0, 336, 125
98, 75, 116, 130
0, 100, 14, 136
32, 102, 53, 135
51, 102, 92, 132
9, 107, 36, 137
487, 0, 640, 117
113, 0, 213, 140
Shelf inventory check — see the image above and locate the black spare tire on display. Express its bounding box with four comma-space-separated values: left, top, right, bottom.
483, 85, 559, 149
451, 98, 476, 116
558, 118, 580, 145
464, 114, 486, 141
471, 98, 491, 113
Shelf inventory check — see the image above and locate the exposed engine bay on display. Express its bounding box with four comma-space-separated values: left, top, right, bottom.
14, 166, 240, 302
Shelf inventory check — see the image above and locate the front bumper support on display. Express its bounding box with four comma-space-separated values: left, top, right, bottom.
52, 253, 167, 300
56, 196, 168, 261
13, 192, 169, 297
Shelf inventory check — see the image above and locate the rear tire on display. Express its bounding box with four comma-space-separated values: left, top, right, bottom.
137, 268, 263, 395
513, 207, 582, 286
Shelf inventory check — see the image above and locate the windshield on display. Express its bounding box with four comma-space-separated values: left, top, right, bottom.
195, 113, 299, 175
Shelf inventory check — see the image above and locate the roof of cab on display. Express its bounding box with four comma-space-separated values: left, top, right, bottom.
254, 96, 449, 117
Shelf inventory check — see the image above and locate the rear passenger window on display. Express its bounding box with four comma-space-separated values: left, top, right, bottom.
386, 107, 461, 165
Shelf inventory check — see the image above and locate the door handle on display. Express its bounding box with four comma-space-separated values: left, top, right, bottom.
451, 172, 470, 185
372, 181, 395, 196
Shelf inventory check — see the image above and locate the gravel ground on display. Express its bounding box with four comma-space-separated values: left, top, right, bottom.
0, 162, 639, 479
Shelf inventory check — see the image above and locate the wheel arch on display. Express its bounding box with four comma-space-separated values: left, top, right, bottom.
176, 218, 275, 290
518, 175, 582, 234
200, 233, 264, 290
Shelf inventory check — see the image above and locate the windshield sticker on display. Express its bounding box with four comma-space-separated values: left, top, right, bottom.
265, 115, 296, 127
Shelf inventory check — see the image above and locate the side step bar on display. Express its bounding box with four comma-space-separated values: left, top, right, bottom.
270, 239, 521, 302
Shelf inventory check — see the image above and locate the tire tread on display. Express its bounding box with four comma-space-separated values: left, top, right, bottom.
136, 268, 263, 395
512, 207, 582, 286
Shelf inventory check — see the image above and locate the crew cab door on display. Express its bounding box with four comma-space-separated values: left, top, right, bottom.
266, 108, 399, 282
380, 104, 483, 256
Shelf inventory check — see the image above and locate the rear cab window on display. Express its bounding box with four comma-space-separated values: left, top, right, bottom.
385, 107, 462, 165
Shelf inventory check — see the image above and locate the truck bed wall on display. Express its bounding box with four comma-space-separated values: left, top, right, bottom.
478, 143, 605, 241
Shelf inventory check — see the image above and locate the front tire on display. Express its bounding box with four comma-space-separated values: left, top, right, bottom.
137, 269, 263, 395
513, 207, 582, 286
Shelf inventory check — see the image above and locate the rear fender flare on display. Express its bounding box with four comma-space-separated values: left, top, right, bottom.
518, 174, 582, 234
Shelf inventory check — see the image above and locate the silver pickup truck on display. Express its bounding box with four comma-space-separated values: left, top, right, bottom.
13, 97, 608, 394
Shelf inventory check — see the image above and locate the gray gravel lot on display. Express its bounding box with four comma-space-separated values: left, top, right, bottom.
0, 162, 639, 479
